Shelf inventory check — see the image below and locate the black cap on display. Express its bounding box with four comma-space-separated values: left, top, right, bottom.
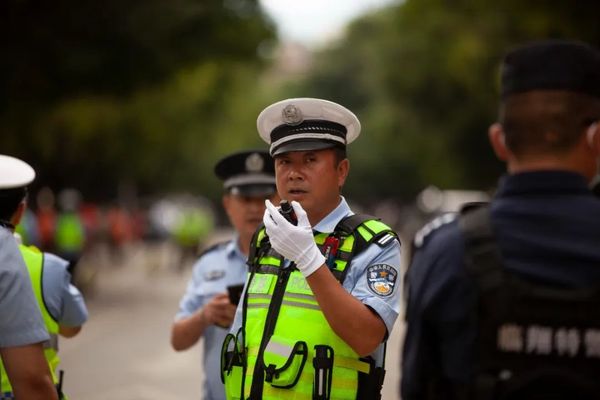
501, 40, 600, 99
214, 150, 276, 196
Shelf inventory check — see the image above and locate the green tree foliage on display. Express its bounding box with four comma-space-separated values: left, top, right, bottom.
1, 0, 273, 101
296, 0, 600, 201
0, 0, 275, 200
3, 1, 600, 204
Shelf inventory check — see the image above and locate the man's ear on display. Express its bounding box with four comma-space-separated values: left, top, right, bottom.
337, 158, 349, 188
488, 123, 510, 162
10, 200, 26, 227
222, 194, 231, 213
587, 122, 600, 155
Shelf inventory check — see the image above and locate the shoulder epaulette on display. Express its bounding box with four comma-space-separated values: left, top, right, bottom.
340, 214, 397, 245
198, 240, 229, 258
413, 213, 457, 249
459, 201, 490, 215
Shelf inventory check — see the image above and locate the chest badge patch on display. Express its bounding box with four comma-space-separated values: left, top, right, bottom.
204, 269, 225, 281
367, 264, 397, 297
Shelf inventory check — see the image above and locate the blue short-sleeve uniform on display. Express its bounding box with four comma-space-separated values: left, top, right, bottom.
175, 238, 248, 400
0, 227, 49, 348
401, 171, 600, 399
230, 197, 402, 365
41, 252, 88, 327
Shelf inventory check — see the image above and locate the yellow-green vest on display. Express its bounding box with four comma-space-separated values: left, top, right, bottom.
55, 213, 85, 253
222, 215, 397, 400
0, 245, 60, 394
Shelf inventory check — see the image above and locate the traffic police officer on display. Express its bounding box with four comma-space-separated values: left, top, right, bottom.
171, 150, 278, 400
0, 155, 89, 399
222, 98, 402, 400
402, 40, 600, 399
0, 154, 59, 399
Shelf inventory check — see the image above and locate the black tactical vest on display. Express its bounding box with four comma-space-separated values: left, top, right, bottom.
456, 205, 600, 400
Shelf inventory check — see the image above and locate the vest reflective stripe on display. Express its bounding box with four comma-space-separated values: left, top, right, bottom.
0, 246, 60, 394
248, 292, 272, 298
281, 300, 321, 310
44, 334, 59, 350
335, 356, 370, 374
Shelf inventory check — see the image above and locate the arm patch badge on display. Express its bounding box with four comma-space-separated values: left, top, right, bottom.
204, 269, 226, 281
366, 264, 397, 297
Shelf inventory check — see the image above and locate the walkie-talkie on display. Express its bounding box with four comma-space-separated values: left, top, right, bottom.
279, 200, 298, 225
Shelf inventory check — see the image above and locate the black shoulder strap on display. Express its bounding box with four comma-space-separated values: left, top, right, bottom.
334, 213, 378, 235
247, 223, 267, 272
335, 214, 382, 262
458, 204, 506, 292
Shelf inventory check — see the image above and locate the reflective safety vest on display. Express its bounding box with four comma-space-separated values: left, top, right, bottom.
55, 213, 85, 253
221, 214, 397, 400
0, 245, 60, 396
436, 205, 600, 400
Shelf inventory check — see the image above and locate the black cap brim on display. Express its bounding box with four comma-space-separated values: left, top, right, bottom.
229, 184, 277, 197
271, 139, 340, 156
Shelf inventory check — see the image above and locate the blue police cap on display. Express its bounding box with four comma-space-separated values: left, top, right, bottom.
501, 40, 600, 99
214, 150, 276, 196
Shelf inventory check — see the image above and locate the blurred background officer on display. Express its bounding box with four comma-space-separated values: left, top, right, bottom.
171, 150, 277, 400
402, 40, 600, 399
0, 154, 59, 399
222, 98, 401, 400
55, 188, 86, 281
0, 156, 89, 399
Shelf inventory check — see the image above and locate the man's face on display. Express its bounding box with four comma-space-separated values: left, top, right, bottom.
274, 148, 349, 223
223, 192, 278, 239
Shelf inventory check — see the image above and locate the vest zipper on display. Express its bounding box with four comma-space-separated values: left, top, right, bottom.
249, 266, 291, 399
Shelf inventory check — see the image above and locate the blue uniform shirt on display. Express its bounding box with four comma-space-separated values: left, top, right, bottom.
231, 196, 402, 365
175, 238, 248, 400
41, 252, 88, 327
0, 227, 49, 348
402, 171, 600, 399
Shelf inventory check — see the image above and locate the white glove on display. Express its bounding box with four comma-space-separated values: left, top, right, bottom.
263, 200, 325, 278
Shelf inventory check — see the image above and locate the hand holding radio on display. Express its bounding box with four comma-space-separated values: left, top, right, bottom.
263, 200, 325, 277
203, 293, 237, 328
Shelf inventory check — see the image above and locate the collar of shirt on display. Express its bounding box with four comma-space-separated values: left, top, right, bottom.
496, 171, 592, 198
0, 226, 13, 243
225, 235, 246, 261
311, 196, 354, 234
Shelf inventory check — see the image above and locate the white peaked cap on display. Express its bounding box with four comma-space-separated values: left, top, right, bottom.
0, 155, 36, 189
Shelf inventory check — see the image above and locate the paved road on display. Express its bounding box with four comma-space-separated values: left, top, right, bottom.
60, 243, 404, 399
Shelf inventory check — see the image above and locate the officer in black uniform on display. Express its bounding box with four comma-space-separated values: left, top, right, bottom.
401, 40, 600, 399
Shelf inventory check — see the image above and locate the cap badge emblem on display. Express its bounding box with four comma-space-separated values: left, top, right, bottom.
282, 104, 303, 126
245, 153, 264, 172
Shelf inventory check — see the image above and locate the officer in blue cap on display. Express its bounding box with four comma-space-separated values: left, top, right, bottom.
402, 40, 600, 399
222, 98, 402, 400
171, 150, 277, 400
0, 154, 59, 399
